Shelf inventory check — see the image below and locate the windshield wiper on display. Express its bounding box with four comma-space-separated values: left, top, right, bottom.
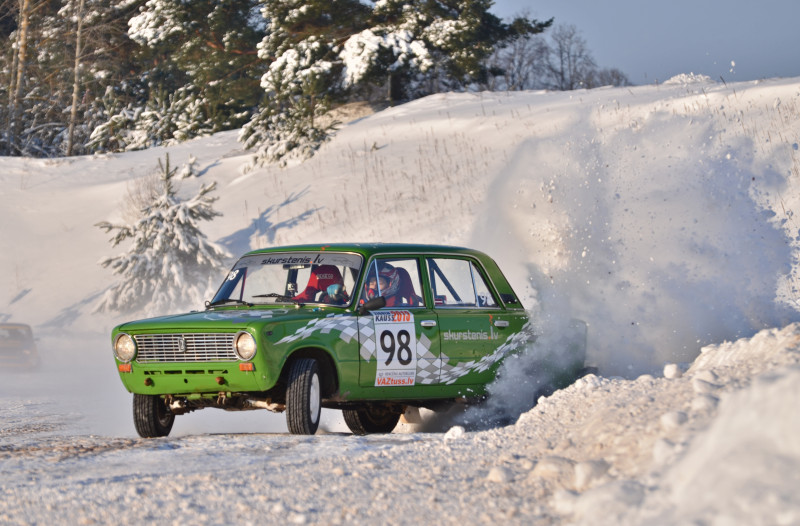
205, 298, 254, 309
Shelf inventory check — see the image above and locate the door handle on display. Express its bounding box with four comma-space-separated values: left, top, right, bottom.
420, 320, 437, 328
493, 320, 509, 328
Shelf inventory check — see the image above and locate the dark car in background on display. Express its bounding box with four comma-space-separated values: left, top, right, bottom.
0, 323, 40, 370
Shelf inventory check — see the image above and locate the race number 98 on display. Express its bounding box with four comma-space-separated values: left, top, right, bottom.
373, 311, 417, 386
380, 329, 413, 366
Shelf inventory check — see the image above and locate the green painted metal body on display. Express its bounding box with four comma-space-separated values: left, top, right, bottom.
112, 243, 533, 406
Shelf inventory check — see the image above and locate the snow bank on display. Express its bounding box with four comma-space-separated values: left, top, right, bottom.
528, 323, 800, 526
649, 364, 800, 525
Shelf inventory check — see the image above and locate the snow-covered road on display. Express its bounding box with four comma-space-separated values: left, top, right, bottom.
3, 324, 798, 525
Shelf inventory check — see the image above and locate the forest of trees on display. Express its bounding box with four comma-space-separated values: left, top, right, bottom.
1, 0, 630, 163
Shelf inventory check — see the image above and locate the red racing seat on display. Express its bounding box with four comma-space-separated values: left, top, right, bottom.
294, 265, 343, 302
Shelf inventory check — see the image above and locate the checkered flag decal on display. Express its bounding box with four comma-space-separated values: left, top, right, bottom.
439, 322, 534, 384
277, 314, 359, 345
358, 317, 376, 362
276, 315, 534, 386
415, 332, 442, 384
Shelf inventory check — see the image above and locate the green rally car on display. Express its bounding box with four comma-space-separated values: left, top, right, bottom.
112, 243, 585, 437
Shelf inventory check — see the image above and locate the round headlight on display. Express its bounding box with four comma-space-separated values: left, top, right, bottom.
114, 333, 137, 363
234, 331, 257, 360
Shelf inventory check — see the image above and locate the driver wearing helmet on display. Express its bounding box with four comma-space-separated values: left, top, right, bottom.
364, 265, 403, 307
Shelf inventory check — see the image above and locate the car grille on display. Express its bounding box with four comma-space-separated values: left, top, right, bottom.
134, 333, 238, 363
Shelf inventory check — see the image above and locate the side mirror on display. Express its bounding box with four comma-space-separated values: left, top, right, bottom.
357, 296, 386, 315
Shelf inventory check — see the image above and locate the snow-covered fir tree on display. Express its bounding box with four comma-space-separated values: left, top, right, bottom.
118, 0, 266, 151
339, 0, 551, 99
95, 154, 229, 315
1, 1, 631, 160
241, 0, 550, 167
1, 0, 141, 157
239, 0, 370, 168
0, 0, 569, 160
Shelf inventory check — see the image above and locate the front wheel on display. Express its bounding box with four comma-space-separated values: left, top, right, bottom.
343, 405, 401, 435
133, 394, 174, 438
286, 358, 321, 435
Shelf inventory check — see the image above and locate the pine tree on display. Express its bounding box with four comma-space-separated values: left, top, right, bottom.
95, 154, 229, 315
239, 0, 370, 167
0, 0, 564, 159
239, 38, 341, 167
242, 0, 551, 167
0, 0, 142, 156
122, 0, 265, 150
343, 0, 552, 98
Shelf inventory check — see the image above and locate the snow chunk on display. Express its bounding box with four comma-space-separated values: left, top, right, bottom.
486, 466, 512, 483
571, 480, 645, 524
691, 377, 721, 394
663, 363, 682, 379
663, 73, 714, 85
690, 323, 800, 373
690, 393, 719, 412
574, 459, 610, 491
443, 425, 466, 442
530, 456, 576, 488
659, 411, 688, 431
651, 438, 677, 465
573, 373, 606, 390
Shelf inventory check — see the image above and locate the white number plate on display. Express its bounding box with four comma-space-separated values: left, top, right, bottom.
373, 311, 417, 387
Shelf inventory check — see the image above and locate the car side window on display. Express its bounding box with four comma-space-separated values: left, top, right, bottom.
359, 257, 425, 308
471, 262, 499, 307
427, 258, 499, 308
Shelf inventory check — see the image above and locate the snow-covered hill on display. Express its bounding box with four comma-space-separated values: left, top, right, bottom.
3, 76, 799, 374
1, 76, 799, 524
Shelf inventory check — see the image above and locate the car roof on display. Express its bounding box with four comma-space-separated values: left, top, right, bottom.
242, 243, 490, 260
0, 323, 32, 329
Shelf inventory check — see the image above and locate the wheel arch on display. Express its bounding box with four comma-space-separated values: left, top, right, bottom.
282, 347, 339, 398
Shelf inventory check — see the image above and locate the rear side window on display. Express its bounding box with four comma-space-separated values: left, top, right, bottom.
426, 258, 499, 308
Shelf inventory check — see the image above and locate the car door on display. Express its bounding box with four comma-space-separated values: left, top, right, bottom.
357, 257, 442, 388
427, 256, 518, 385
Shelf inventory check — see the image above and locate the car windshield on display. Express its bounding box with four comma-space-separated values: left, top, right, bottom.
0, 325, 33, 343
209, 252, 363, 307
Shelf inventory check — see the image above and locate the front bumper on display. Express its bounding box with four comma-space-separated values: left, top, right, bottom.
117, 361, 269, 396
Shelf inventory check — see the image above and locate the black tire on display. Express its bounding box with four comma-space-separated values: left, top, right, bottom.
286, 358, 322, 435
342, 405, 401, 435
133, 394, 174, 438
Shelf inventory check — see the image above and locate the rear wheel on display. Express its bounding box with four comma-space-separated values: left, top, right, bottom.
286, 358, 321, 435
133, 394, 174, 438
343, 405, 401, 435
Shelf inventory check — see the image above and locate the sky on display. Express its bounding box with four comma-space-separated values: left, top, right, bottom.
491, 0, 800, 85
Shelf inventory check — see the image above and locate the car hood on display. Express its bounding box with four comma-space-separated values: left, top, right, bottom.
115, 307, 349, 332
